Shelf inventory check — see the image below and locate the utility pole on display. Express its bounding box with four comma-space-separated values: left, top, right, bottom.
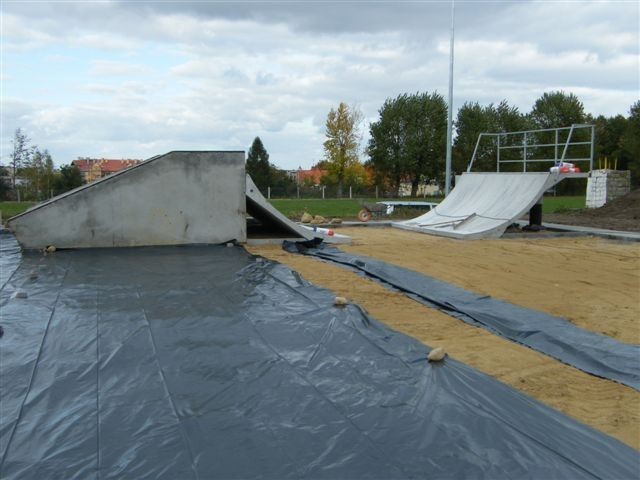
445, 0, 455, 196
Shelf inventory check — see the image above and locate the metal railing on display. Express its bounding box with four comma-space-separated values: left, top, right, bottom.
466, 124, 595, 173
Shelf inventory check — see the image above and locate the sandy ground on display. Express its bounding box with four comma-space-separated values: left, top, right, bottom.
247, 228, 640, 450
341, 227, 640, 344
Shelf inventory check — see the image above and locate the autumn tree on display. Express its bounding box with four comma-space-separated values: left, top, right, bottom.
323, 102, 363, 197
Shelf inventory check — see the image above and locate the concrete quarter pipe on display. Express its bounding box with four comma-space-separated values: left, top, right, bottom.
7, 151, 248, 249
393, 172, 565, 239
6, 151, 335, 249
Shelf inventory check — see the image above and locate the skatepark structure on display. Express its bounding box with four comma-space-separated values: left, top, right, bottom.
394, 125, 594, 239
394, 172, 570, 239
6, 151, 322, 249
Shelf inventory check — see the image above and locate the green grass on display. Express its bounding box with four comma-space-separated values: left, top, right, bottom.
541, 196, 586, 213
0, 196, 586, 224
0, 201, 36, 220
269, 198, 368, 220
269, 196, 586, 220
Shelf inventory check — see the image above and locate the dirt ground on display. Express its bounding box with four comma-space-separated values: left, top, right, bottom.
247, 228, 640, 450
545, 189, 640, 232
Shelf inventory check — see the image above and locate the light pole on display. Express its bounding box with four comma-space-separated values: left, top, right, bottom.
444, 0, 455, 196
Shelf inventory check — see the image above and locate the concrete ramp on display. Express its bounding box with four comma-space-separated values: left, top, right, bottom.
245, 176, 351, 245
245, 175, 314, 242
7, 151, 247, 249
393, 172, 563, 239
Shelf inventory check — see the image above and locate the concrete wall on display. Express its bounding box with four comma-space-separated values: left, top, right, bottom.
8, 151, 247, 249
586, 170, 631, 208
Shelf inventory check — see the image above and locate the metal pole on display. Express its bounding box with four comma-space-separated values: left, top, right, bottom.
467, 134, 483, 172
523, 132, 527, 172
349, 186, 352, 199
590, 125, 595, 172
444, 0, 455, 195
560, 124, 575, 162
496, 135, 501, 172
267, 186, 271, 200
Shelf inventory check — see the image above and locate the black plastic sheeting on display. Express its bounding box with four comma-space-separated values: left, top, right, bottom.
1, 241, 638, 479
284, 241, 640, 391
0, 232, 21, 290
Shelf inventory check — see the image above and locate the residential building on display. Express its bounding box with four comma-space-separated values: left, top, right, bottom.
72, 158, 142, 183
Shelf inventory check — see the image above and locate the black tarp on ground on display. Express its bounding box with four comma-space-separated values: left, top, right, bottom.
284, 241, 640, 391
0, 232, 21, 290
0, 241, 638, 479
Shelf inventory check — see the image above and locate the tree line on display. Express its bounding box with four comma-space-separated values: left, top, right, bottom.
1, 128, 82, 201
319, 91, 638, 197
7, 90, 638, 202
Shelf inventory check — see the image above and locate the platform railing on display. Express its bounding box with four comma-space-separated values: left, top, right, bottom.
466, 124, 594, 173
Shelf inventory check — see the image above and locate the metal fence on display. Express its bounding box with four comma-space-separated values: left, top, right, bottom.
259, 183, 442, 200
467, 124, 595, 173
264, 184, 379, 200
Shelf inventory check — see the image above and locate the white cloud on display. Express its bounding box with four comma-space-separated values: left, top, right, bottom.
1, 0, 638, 170
88, 60, 152, 77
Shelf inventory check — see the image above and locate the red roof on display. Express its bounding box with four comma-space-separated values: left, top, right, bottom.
72, 159, 142, 173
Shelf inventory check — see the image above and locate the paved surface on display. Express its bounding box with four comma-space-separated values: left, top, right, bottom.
515, 220, 640, 242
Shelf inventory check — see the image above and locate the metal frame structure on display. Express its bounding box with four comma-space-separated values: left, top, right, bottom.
466, 124, 595, 173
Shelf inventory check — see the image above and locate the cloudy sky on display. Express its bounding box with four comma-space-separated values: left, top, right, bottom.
1, 0, 638, 170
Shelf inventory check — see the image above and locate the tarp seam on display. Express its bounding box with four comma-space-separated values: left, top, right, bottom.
137, 291, 199, 480
0, 262, 70, 471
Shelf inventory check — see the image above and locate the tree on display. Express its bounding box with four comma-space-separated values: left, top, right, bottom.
453, 102, 495, 173
42, 152, 56, 198
530, 91, 586, 129
54, 164, 83, 195
368, 92, 448, 195
453, 100, 530, 173
368, 95, 408, 196
621, 100, 640, 185
594, 114, 628, 166
20, 148, 57, 201
0, 166, 10, 200
404, 92, 447, 194
323, 102, 363, 197
9, 128, 33, 190
246, 137, 272, 191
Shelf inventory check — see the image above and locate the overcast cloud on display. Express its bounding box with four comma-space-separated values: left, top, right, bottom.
1, 0, 638, 169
